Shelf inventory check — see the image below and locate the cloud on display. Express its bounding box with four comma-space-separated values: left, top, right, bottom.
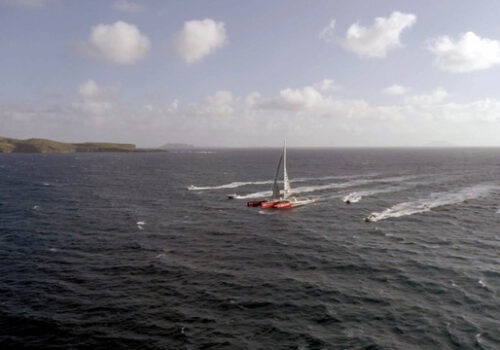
112, 0, 144, 13
405, 87, 448, 105
383, 84, 409, 95
73, 80, 117, 117
257, 80, 339, 112
314, 79, 339, 92
78, 21, 151, 64
319, 19, 336, 43
259, 85, 326, 111
5, 79, 500, 147
428, 32, 500, 73
322, 11, 416, 58
174, 19, 227, 63
275, 86, 325, 110
437, 99, 500, 123
198, 90, 235, 117
77, 80, 101, 99
257, 80, 368, 120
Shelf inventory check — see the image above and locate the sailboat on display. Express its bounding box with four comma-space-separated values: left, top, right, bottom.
247, 140, 316, 209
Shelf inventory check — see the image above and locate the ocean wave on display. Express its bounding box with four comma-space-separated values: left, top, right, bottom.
365, 184, 497, 222
187, 173, 379, 191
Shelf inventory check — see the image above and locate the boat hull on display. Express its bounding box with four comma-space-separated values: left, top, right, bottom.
275, 198, 316, 209
260, 200, 282, 209
247, 200, 266, 207
274, 201, 293, 209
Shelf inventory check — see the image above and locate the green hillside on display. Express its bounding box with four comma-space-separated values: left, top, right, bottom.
0, 136, 150, 153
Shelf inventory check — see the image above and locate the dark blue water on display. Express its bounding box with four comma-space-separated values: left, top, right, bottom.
1, 149, 500, 349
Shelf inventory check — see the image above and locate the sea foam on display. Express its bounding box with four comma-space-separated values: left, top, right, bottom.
365, 184, 497, 222
187, 173, 379, 191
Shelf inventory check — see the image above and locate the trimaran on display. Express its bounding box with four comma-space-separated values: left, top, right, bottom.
246, 141, 316, 209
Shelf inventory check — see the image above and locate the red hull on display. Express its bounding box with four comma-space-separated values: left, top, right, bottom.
274, 201, 293, 209
247, 200, 266, 207
260, 200, 281, 209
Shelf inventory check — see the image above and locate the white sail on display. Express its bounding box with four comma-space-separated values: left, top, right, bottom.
271, 151, 283, 199
283, 139, 292, 199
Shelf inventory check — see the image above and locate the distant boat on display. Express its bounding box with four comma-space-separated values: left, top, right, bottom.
247, 140, 315, 209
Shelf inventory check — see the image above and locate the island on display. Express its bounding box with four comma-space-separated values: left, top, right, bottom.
0, 136, 165, 153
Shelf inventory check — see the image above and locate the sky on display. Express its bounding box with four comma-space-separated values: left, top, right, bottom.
2, 0, 500, 147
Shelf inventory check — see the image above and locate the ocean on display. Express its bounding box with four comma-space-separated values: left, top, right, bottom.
1, 149, 499, 349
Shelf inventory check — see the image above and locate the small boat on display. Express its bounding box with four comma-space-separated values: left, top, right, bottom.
364, 214, 377, 222
250, 140, 315, 209
343, 193, 362, 204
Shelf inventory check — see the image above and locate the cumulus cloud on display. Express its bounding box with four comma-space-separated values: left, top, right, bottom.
199, 90, 235, 117
259, 85, 326, 111
428, 32, 500, 73
73, 80, 117, 117
436, 99, 500, 123
77, 80, 102, 99
174, 19, 227, 63
322, 12, 416, 58
5, 79, 500, 147
405, 87, 448, 105
112, 0, 144, 13
319, 19, 336, 43
257, 80, 368, 120
244, 92, 261, 107
275, 87, 325, 110
78, 21, 151, 64
314, 79, 339, 92
383, 84, 409, 95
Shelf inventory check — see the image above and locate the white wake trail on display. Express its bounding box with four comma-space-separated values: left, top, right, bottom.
188, 180, 271, 191
341, 176, 459, 204
343, 185, 407, 203
230, 190, 273, 199
365, 184, 497, 222
187, 173, 379, 191
229, 175, 416, 199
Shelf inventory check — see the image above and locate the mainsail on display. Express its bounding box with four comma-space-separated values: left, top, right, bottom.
283, 140, 292, 199
271, 151, 283, 199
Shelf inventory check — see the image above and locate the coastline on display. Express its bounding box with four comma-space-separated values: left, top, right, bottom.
0, 136, 166, 154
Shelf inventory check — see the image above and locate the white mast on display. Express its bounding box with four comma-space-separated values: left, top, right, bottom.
283, 139, 292, 199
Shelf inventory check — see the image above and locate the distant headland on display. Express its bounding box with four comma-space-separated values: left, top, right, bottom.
0, 136, 165, 154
